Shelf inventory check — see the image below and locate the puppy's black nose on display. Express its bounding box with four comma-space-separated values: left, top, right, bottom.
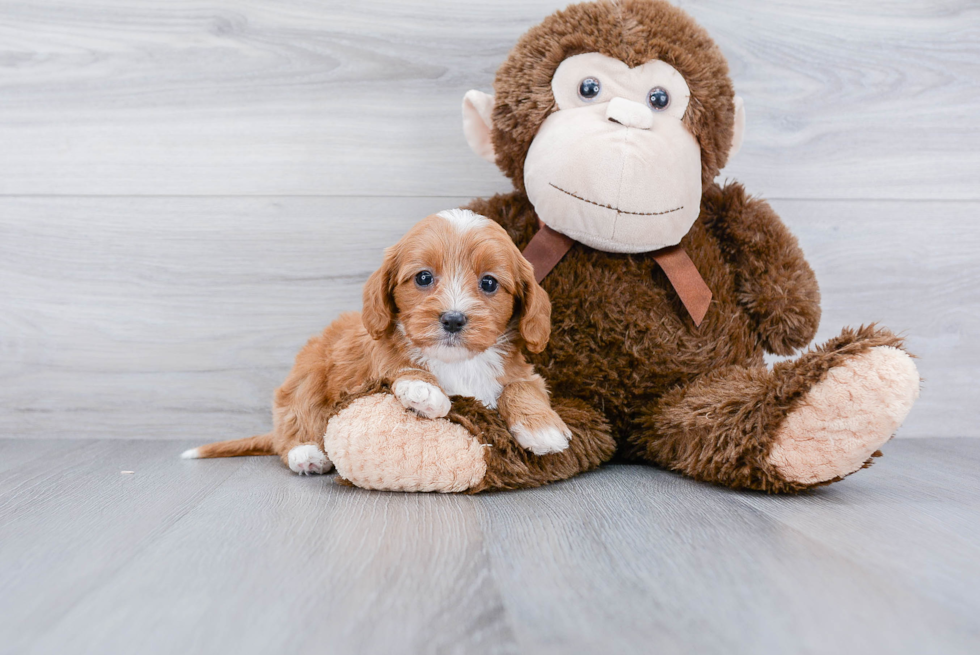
440, 311, 467, 334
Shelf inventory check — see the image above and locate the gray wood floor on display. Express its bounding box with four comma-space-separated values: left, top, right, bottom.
1, 437, 978, 655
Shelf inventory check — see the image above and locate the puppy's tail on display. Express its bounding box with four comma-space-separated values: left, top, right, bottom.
181, 433, 275, 460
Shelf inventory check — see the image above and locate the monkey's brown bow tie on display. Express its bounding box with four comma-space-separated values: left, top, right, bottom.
522, 224, 713, 327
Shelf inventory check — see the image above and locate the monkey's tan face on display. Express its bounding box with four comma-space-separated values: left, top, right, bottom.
523, 53, 703, 254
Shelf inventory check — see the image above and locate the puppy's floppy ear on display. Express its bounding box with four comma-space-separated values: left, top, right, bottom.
362, 244, 400, 339
515, 255, 551, 353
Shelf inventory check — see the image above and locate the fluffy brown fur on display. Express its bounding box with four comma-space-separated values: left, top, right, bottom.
330, 387, 617, 493
459, 182, 902, 494
199, 0, 916, 494
437, 0, 913, 493
187, 212, 568, 471
467, 184, 821, 441
491, 0, 735, 192
636, 325, 906, 493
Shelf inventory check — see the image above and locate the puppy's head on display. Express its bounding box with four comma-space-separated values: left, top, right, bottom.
362, 209, 551, 361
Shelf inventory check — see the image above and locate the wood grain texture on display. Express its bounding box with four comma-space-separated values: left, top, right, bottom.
0, 195, 468, 440
22, 453, 516, 655
0, 0, 976, 198
0, 440, 248, 655
735, 439, 980, 624
476, 462, 979, 654
1, 438, 977, 654
1, 196, 976, 440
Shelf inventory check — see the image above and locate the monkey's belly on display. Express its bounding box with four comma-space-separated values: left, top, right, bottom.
532, 263, 761, 434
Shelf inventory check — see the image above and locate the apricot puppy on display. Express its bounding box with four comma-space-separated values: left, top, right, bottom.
183, 209, 570, 474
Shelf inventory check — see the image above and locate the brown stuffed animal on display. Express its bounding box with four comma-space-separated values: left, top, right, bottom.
323, 0, 920, 494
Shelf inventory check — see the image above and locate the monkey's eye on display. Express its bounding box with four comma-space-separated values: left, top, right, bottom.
578, 77, 601, 101
647, 87, 670, 110
479, 275, 499, 294
415, 271, 434, 287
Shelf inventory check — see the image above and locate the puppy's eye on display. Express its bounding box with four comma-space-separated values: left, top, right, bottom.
415, 271, 434, 287
647, 87, 670, 111
578, 77, 601, 101
479, 275, 499, 294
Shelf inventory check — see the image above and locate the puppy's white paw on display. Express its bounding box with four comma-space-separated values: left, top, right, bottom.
510, 422, 571, 455
287, 444, 332, 476
393, 379, 452, 419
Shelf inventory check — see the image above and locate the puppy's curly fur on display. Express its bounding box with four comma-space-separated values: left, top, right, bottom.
185, 210, 572, 472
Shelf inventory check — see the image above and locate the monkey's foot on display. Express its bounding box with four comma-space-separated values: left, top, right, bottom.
768, 346, 920, 485
324, 394, 486, 493
323, 392, 615, 494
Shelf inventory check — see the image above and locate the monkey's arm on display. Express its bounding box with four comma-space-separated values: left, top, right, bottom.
702, 182, 821, 355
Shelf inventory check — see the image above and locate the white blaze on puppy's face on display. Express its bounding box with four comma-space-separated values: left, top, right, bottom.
523, 53, 703, 253
436, 207, 490, 233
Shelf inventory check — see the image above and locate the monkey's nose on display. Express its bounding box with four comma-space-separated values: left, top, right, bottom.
440, 311, 468, 334
605, 97, 654, 130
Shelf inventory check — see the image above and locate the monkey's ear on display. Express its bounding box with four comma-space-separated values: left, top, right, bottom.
462, 90, 496, 164
729, 96, 746, 160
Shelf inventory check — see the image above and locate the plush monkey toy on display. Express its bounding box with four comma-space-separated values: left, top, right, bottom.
323, 0, 920, 493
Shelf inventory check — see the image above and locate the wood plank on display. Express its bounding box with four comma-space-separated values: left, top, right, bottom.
1, 196, 977, 439
475, 460, 978, 654
1, 438, 978, 654
733, 439, 980, 628
0, 1, 976, 199
691, 0, 980, 201
0, 438, 91, 477
0, 195, 469, 440
0, 440, 247, 654
17, 444, 516, 655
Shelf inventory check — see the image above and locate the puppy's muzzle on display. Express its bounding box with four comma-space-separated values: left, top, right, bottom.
440, 311, 467, 334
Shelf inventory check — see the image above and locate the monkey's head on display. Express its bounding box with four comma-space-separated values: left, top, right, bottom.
462, 0, 745, 254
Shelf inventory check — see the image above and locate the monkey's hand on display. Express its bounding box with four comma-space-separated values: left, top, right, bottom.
703, 182, 821, 355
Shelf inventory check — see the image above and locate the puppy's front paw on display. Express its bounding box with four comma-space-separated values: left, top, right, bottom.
393, 379, 452, 419
510, 416, 572, 455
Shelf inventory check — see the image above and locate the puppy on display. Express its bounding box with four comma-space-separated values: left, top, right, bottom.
183, 209, 571, 474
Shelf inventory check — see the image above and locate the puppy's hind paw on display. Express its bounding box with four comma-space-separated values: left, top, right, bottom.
287, 444, 332, 476
393, 379, 452, 419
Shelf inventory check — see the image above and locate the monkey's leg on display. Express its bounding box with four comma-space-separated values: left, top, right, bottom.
630, 326, 920, 493
324, 391, 615, 493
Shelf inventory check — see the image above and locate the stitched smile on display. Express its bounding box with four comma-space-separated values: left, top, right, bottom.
549, 183, 683, 216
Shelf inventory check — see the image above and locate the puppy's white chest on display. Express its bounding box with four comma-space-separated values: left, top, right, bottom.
425, 348, 505, 409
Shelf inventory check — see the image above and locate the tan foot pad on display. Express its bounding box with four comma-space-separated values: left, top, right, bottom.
324, 393, 487, 493
770, 346, 920, 485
